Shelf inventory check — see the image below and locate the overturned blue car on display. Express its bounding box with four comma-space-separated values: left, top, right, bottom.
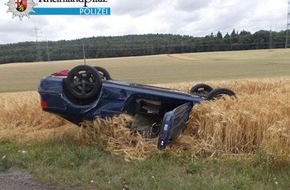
38, 65, 235, 149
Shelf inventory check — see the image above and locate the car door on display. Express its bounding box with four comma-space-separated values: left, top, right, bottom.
157, 102, 193, 149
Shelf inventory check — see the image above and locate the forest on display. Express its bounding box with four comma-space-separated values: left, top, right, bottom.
0, 29, 287, 64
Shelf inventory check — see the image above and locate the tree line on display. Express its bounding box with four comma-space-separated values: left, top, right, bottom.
0, 29, 288, 64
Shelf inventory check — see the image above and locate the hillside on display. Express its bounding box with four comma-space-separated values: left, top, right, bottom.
0, 48, 290, 92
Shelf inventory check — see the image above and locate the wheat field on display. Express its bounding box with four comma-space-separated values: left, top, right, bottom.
1, 49, 290, 92
0, 77, 289, 161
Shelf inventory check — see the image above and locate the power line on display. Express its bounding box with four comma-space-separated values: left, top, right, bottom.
269, 29, 273, 50
46, 39, 50, 61
82, 41, 86, 65
286, 0, 290, 48
34, 24, 41, 61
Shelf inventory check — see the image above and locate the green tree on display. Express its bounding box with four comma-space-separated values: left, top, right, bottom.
217, 31, 223, 39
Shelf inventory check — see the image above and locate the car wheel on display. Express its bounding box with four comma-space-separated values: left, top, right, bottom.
94, 66, 112, 80
65, 65, 102, 100
190, 83, 213, 95
205, 88, 236, 100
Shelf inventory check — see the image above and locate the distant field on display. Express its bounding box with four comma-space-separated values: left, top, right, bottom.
0, 49, 290, 92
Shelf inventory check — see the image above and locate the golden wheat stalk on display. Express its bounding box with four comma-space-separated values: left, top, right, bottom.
0, 77, 289, 160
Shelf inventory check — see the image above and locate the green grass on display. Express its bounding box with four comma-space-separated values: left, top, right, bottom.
0, 141, 289, 189
0, 49, 290, 92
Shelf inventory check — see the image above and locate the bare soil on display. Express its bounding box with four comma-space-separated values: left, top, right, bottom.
0, 168, 82, 190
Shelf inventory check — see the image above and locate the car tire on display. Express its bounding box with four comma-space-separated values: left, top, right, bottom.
94, 66, 112, 80
190, 83, 213, 95
65, 65, 102, 100
205, 88, 236, 100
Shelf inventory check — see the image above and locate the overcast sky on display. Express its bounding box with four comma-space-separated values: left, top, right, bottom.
0, 0, 289, 44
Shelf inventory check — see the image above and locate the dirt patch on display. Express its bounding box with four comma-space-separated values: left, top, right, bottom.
0, 168, 81, 190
